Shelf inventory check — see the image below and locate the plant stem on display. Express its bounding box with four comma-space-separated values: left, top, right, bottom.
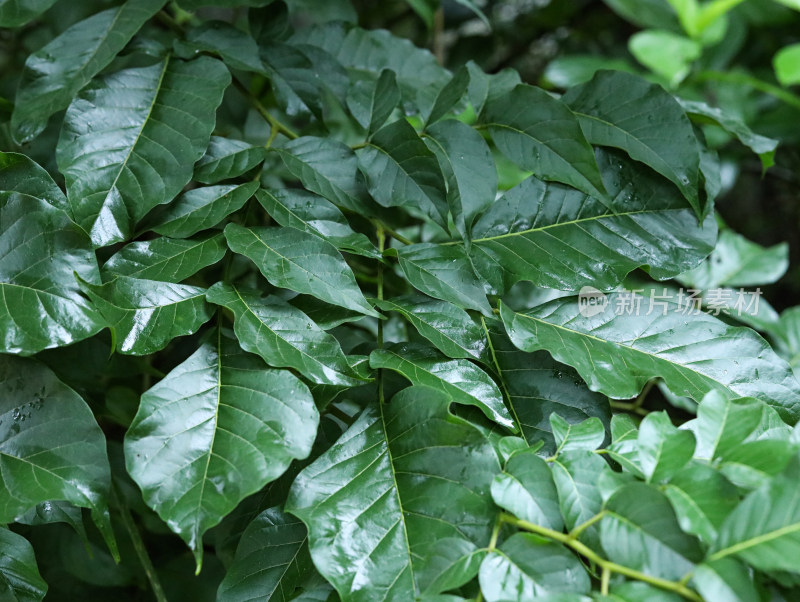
232, 79, 299, 140
609, 400, 649, 416
500, 513, 702, 601
112, 485, 168, 602
567, 511, 605, 541
693, 70, 800, 111
476, 514, 505, 602
376, 224, 386, 404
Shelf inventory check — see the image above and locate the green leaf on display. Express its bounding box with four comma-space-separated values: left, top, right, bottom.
11, 0, 167, 143
256, 188, 379, 258
372, 295, 487, 360
78, 276, 212, 355
426, 65, 469, 126
178, 20, 264, 73
562, 70, 702, 216
550, 450, 607, 544
679, 99, 778, 171
206, 282, 365, 386
478, 533, 590, 601
683, 392, 772, 461
774, 43, 800, 86
0, 0, 57, 27
491, 448, 563, 529
500, 294, 800, 422
0, 192, 105, 354
194, 136, 268, 185
286, 386, 500, 600
224, 224, 380, 317
663, 463, 739, 544
484, 318, 611, 454
346, 69, 401, 136
125, 330, 319, 568
692, 557, 759, 602
601, 582, 683, 601
275, 137, 371, 214
404, 0, 436, 28
149, 182, 259, 239
551, 414, 605, 453
357, 119, 449, 228
0, 528, 47, 602
483, 83, 607, 203
637, 412, 696, 483
396, 243, 492, 315
0, 356, 112, 540
601, 483, 703, 580
677, 229, 789, 289
57, 56, 230, 246
0, 151, 68, 213
628, 30, 701, 85
292, 23, 448, 116
470, 150, 716, 294
370, 343, 513, 430
425, 118, 497, 240
101, 234, 227, 282
466, 61, 521, 116
712, 455, 800, 573
216, 506, 315, 602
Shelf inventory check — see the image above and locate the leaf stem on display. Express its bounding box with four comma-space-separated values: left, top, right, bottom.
500, 513, 702, 601
112, 485, 168, 602
609, 400, 649, 416
567, 511, 605, 541
476, 514, 505, 602
232, 79, 299, 140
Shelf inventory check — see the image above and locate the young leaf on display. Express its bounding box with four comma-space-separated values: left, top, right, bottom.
11, 0, 167, 143
0, 151, 68, 213
692, 557, 759, 602
397, 243, 492, 315
483, 83, 608, 203
550, 450, 607, 546
0, 528, 47, 602
563, 70, 702, 215
286, 386, 500, 600
149, 182, 259, 239
370, 343, 514, 430
637, 412, 696, 483
424, 118, 497, 241
663, 463, 739, 544
101, 234, 227, 282
601, 483, 703, 580
275, 137, 371, 214
224, 224, 380, 317
551, 414, 606, 453
491, 448, 563, 529
478, 533, 590, 601
125, 331, 319, 568
256, 188, 379, 259
78, 276, 212, 355
216, 507, 315, 602
193, 136, 268, 184
57, 56, 230, 246
712, 455, 800, 573
357, 119, 449, 228
0, 357, 113, 543
470, 150, 716, 294
206, 282, 366, 386
372, 295, 487, 360
0, 192, 105, 354
500, 294, 800, 422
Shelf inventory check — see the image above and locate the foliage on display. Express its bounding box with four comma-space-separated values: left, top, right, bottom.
1, 1, 800, 601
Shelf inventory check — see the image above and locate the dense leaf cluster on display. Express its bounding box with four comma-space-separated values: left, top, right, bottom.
1, 1, 799, 601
